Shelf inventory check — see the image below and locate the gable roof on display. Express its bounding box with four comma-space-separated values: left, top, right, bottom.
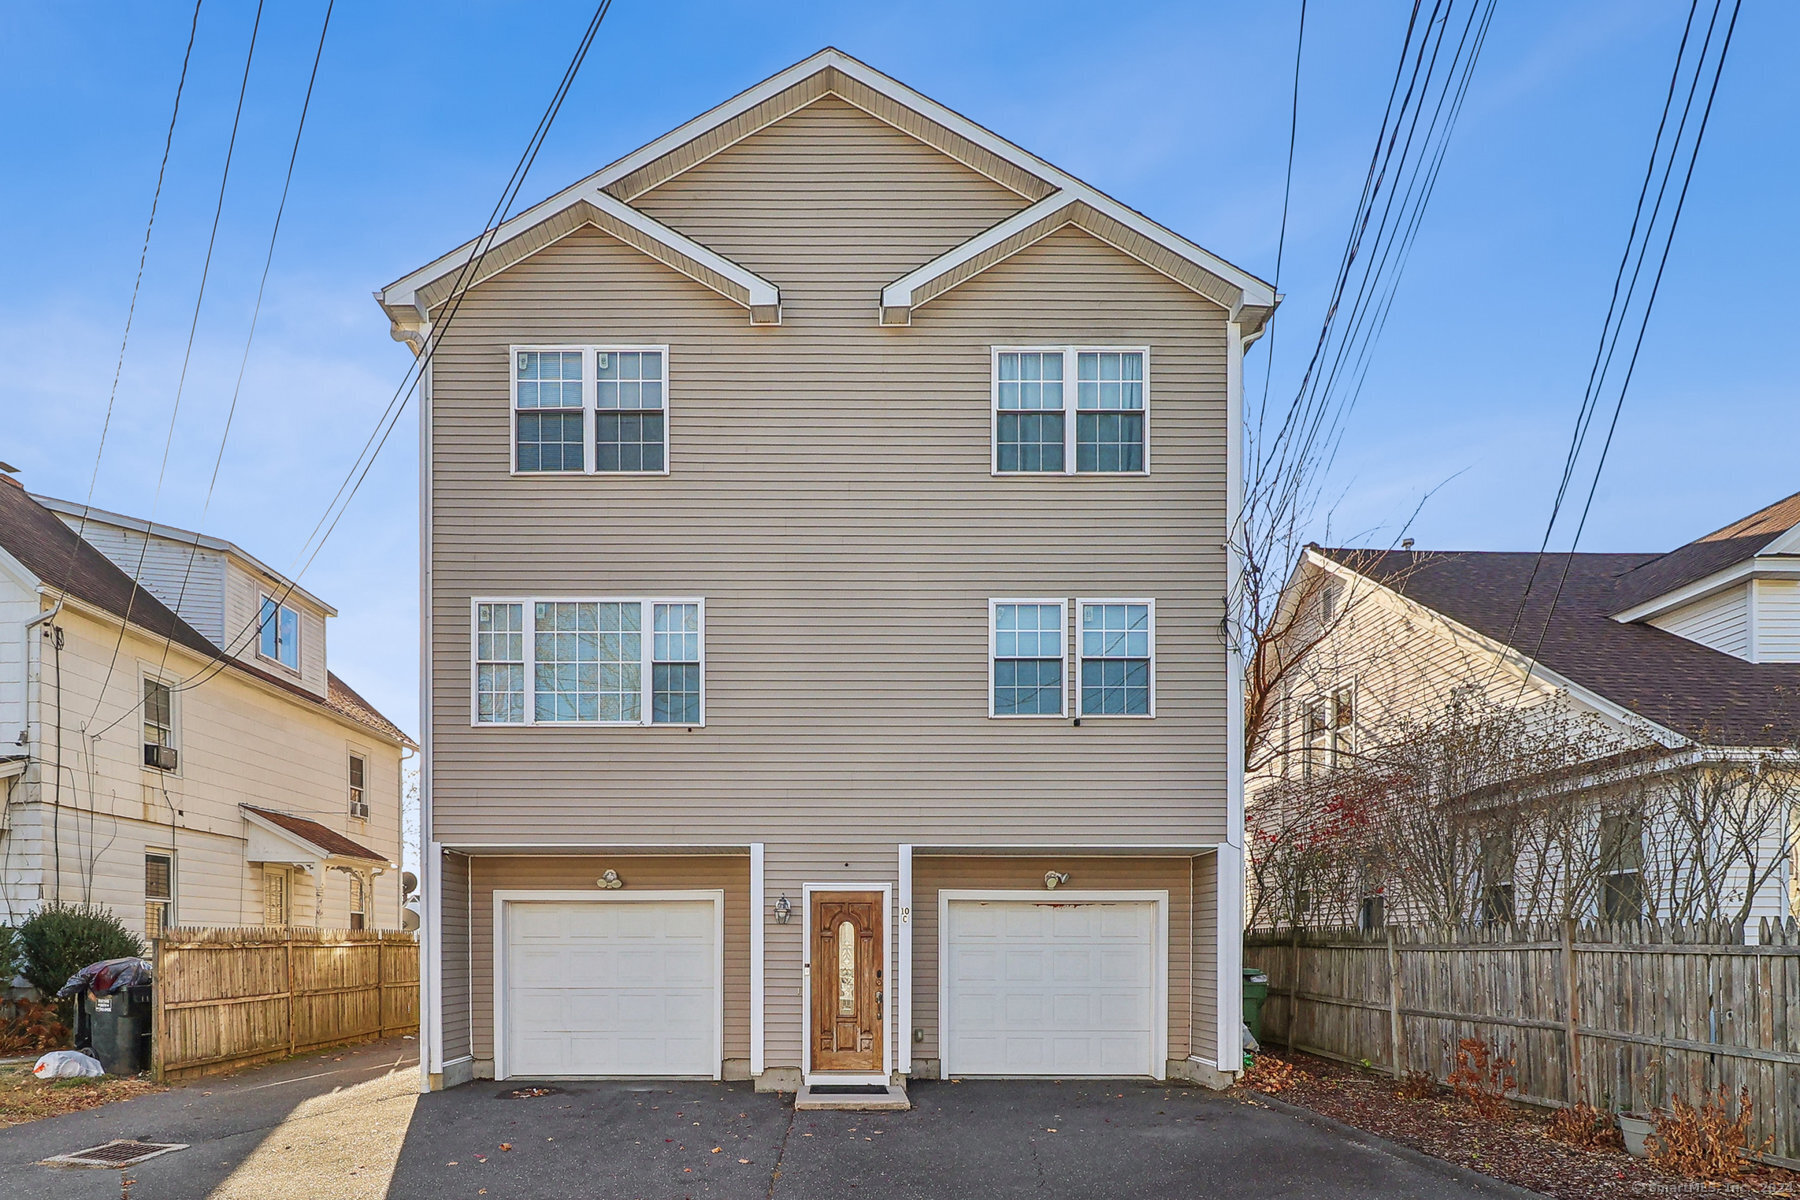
1609, 488, 1800, 615
241, 804, 389, 863
378, 48, 1275, 340
0, 476, 412, 747
1315, 546, 1800, 748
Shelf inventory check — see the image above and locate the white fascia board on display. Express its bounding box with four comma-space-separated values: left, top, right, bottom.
379, 48, 1267, 320
0, 542, 40, 594
381, 186, 777, 321
32, 493, 338, 617
883, 193, 1072, 309
1611, 557, 1800, 624
1306, 549, 1691, 749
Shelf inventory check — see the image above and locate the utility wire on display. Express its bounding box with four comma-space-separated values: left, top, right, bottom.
1251, 0, 1307, 451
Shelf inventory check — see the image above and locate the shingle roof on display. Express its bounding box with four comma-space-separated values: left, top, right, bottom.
241, 804, 389, 862
1316, 546, 1800, 748
0, 476, 412, 746
1609, 489, 1800, 613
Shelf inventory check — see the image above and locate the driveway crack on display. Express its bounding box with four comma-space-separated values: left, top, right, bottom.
764, 1098, 797, 1199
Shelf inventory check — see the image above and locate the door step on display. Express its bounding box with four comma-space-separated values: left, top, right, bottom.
794, 1082, 911, 1111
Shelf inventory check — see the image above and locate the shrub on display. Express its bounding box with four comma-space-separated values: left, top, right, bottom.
1395, 1069, 1438, 1101
0, 924, 17, 982
1447, 1036, 1517, 1120
0, 998, 70, 1056
1650, 1086, 1769, 1179
15, 903, 145, 1013
1547, 1100, 1622, 1151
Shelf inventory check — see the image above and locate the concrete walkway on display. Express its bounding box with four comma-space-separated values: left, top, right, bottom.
0, 1046, 1541, 1199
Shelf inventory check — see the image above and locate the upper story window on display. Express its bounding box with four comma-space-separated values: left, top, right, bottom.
990, 600, 1066, 717
143, 677, 177, 771
348, 753, 368, 821
513, 346, 667, 475
1079, 600, 1154, 716
993, 347, 1147, 476
472, 597, 704, 727
258, 595, 300, 671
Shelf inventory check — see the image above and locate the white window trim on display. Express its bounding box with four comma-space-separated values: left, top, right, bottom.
492, 889, 726, 1082
987, 598, 1068, 719
469, 596, 706, 728
139, 666, 181, 776
145, 850, 176, 934
1075, 597, 1157, 719
255, 593, 302, 674
509, 343, 673, 478
347, 747, 370, 822
990, 345, 1151, 477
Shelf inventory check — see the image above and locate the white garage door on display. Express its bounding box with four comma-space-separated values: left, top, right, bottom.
944, 898, 1158, 1077
503, 898, 718, 1078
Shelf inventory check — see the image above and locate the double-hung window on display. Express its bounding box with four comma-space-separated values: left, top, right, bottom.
143, 677, 177, 771
348, 753, 368, 821
258, 596, 300, 671
472, 598, 704, 726
1078, 599, 1154, 716
993, 347, 1147, 475
990, 600, 1066, 717
513, 345, 668, 475
144, 853, 174, 940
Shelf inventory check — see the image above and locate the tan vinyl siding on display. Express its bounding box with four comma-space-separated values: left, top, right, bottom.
909, 856, 1195, 1063
440, 851, 472, 1061
1191, 852, 1219, 1060
427, 96, 1231, 1069
466, 856, 753, 1070
1649, 583, 1750, 659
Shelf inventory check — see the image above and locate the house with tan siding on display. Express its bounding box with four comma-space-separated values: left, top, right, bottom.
0, 474, 412, 944
1247, 491, 1800, 936
381, 49, 1275, 1098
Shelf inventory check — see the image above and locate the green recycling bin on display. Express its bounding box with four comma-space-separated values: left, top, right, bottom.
1242, 967, 1270, 1042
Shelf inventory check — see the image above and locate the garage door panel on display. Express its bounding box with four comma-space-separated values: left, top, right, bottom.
504, 899, 717, 1078
945, 899, 1157, 1078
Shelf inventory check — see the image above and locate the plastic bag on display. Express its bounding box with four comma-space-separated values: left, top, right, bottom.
33, 1050, 105, 1079
56, 957, 153, 999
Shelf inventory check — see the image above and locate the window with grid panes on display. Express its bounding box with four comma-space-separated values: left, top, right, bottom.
514, 350, 585, 471
652, 602, 700, 723
994, 351, 1065, 472
474, 599, 702, 725
1079, 601, 1153, 715
475, 603, 526, 724
595, 350, 665, 471
991, 602, 1065, 716
1075, 351, 1145, 472
994, 348, 1146, 474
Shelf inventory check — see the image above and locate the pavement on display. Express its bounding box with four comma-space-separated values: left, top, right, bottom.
0, 1040, 1540, 1199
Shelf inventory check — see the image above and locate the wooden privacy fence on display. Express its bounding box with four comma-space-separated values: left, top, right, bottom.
152, 927, 419, 1082
1245, 919, 1800, 1168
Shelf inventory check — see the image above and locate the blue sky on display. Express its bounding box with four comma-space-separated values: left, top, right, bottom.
2, 0, 1795, 741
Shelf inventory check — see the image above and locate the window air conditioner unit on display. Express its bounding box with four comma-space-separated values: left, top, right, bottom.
144, 744, 178, 771
351, 799, 370, 820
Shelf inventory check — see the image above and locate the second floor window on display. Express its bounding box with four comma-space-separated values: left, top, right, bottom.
991, 601, 1066, 717
473, 598, 704, 727
1079, 600, 1154, 716
514, 346, 667, 475
993, 347, 1147, 475
143, 677, 177, 771
258, 596, 300, 670
348, 753, 368, 820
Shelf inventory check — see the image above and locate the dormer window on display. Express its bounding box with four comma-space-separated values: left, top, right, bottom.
258, 595, 300, 671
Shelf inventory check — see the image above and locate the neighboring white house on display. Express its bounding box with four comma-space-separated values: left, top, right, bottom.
1248, 490, 1800, 936
0, 472, 413, 940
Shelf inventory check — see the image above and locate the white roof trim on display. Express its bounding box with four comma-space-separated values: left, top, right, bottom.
241, 806, 387, 865
32, 493, 337, 617
1610, 556, 1800, 625
1306, 549, 1690, 749
381, 186, 778, 325
378, 48, 1269, 327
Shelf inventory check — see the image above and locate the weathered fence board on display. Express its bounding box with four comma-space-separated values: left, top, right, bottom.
1245, 919, 1800, 1168
152, 927, 418, 1082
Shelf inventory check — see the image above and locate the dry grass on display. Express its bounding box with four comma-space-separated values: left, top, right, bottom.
0, 1061, 163, 1128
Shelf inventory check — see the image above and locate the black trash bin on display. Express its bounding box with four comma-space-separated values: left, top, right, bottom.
80, 984, 153, 1075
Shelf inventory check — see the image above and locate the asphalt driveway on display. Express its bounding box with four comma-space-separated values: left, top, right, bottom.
0, 1041, 1537, 1199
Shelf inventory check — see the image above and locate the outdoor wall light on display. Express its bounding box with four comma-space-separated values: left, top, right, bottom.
773, 894, 792, 924
595, 869, 624, 890
1044, 871, 1070, 890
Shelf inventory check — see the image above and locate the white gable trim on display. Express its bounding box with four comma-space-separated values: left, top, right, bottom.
378, 48, 1269, 333
1611, 557, 1800, 625
1306, 549, 1690, 749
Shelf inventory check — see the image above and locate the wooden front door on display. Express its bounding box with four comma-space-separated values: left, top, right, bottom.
810, 892, 883, 1072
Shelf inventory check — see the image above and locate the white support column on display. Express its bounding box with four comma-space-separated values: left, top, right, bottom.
898, 843, 913, 1076
1218, 320, 1248, 1074
750, 842, 765, 1077
1214, 843, 1244, 1069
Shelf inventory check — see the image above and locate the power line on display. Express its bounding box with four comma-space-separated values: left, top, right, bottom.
1514, 0, 1741, 692
93, 0, 614, 736
1251, 0, 1308, 450
87, 0, 267, 728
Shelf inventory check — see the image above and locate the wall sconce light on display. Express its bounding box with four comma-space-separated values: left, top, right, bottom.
773, 894, 792, 924
1044, 871, 1070, 890
596, 869, 624, 890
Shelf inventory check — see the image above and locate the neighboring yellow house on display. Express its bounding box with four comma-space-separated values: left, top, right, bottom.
0, 474, 413, 943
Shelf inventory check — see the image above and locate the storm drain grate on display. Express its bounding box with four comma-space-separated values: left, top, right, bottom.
497, 1085, 564, 1100
40, 1140, 188, 1169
